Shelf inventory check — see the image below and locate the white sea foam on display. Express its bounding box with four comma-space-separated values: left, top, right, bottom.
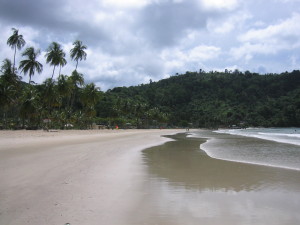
200, 141, 300, 171
215, 128, 300, 146
192, 129, 300, 171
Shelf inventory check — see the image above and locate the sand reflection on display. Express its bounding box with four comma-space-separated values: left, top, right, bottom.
142, 133, 300, 192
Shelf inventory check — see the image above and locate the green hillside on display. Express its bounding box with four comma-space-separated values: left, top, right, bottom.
97, 70, 300, 128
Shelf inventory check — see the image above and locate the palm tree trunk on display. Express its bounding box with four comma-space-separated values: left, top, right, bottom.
59, 65, 62, 75
13, 46, 17, 73
75, 60, 78, 70
51, 66, 56, 80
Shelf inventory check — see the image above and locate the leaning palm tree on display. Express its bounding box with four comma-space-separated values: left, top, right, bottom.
45, 42, 66, 80
7, 28, 26, 72
70, 40, 87, 70
19, 47, 43, 83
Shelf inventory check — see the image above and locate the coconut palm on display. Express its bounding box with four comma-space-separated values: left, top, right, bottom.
58, 55, 67, 75
0, 59, 21, 128
79, 83, 100, 128
19, 47, 43, 83
70, 40, 87, 70
0, 59, 20, 87
45, 42, 67, 80
57, 74, 72, 109
69, 70, 84, 88
68, 70, 85, 110
20, 85, 41, 127
7, 28, 26, 72
80, 83, 100, 107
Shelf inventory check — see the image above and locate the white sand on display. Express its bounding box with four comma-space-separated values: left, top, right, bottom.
0, 129, 182, 225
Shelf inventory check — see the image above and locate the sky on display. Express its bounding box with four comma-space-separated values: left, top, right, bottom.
0, 0, 300, 91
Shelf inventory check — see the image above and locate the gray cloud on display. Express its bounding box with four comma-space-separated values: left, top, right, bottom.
137, 1, 209, 48
0, 0, 300, 90
0, 0, 64, 29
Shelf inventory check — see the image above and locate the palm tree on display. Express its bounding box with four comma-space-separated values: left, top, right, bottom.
19, 47, 43, 83
58, 56, 67, 75
0, 59, 20, 87
20, 85, 40, 128
0, 59, 21, 128
80, 83, 100, 128
68, 70, 85, 110
70, 40, 87, 70
80, 83, 100, 107
45, 42, 67, 80
57, 74, 72, 110
69, 70, 84, 88
7, 28, 26, 72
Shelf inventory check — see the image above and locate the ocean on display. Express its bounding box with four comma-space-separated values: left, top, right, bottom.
140, 130, 300, 224
194, 128, 300, 171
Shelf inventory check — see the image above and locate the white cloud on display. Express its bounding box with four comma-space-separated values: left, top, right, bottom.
208, 11, 252, 34
102, 0, 151, 8
161, 45, 221, 63
189, 45, 221, 61
231, 13, 300, 61
200, 0, 239, 10
275, 0, 300, 2
239, 13, 300, 43
230, 42, 282, 62
161, 45, 221, 73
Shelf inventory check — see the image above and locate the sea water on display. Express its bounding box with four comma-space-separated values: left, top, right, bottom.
140, 132, 300, 224
216, 128, 300, 146
194, 128, 300, 171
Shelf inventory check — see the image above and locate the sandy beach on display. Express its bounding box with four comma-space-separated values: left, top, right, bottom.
0, 129, 182, 225
1, 129, 300, 225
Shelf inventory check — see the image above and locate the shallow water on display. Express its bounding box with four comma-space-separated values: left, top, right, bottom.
215, 128, 300, 146
138, 133, 300, 225
199, 129, 300, 171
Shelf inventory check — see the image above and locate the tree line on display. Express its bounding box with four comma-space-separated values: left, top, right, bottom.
98, 70, 300, 128
1, 28, 300, 130
0, 28, 100, 129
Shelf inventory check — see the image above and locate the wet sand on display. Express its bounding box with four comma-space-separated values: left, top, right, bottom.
0, 129, 181, 225
1, 130, 300, 225
140, 133, 300, 225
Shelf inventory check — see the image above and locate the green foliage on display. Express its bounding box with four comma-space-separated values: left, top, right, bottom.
45, 42, 67, 79
70, 40, 87, 70
19, 47, 43, 83
7, 28, 26, 71
1, 29, 99, 130
98, 70, 300, 128
1, 27, 300, 129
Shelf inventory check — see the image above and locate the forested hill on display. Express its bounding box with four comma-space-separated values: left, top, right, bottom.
97, 70, 300, 128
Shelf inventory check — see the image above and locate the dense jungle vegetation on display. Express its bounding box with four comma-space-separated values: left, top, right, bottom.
1, 28, 300, 129
102, 69, 300, 128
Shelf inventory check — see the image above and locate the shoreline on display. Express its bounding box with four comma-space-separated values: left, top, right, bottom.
198, 129, 300, 172
139, 133, 300, 224
1, 129, 300, 224
0, 129, 187, 225
0, 129, 186, 150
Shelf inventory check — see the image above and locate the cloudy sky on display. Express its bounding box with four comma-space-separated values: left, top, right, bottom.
0, 0, 300, 90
